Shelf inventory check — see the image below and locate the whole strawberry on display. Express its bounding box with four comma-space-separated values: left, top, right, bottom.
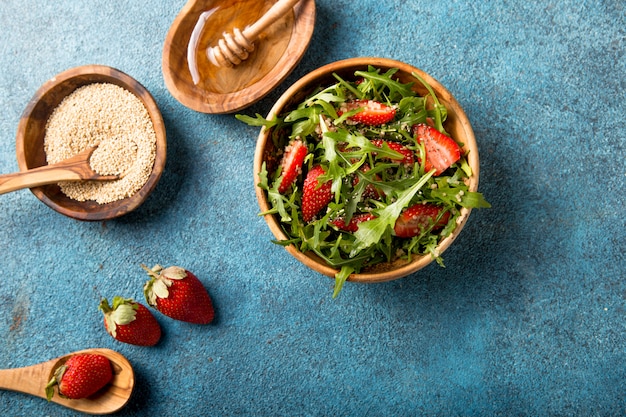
45, 354, 113, 400
99, 297, 162, 346
142, 264, 214, 324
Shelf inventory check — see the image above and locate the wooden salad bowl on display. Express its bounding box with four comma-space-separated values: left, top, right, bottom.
16, 65, 167, 221
253, 57, 481, 283
162, 0, 316, 114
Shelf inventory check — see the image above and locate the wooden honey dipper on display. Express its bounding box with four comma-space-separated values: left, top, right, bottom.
207, 0, 301, 67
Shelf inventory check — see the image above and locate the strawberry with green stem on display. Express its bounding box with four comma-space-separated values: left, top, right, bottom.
143, 264, 214, 324
45, 354, 113, 400
99, 297, 161, 346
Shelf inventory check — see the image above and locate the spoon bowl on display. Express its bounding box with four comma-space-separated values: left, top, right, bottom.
17, 65, 167, 221
0, 348, 134, 415
162, 0, 316, 113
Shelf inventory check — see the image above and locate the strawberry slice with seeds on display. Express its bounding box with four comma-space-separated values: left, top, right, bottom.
371, 139, 415, 165
413, 123, 461, 175
302, 165, 332, 222
330, 213, 377, 233
339, 99, 396, 126
277, 139, 308, 193
394, 203, 450, 238
352, 164, 384, 200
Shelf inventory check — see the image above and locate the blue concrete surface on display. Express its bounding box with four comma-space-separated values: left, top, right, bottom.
1, 0, 625, 416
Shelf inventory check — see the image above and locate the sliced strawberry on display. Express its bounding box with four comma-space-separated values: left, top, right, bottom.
394, 203, 450, 238
330, 213, 376, 233
277, 139, 308, 193
371, 139, 415, 165
352, 164, 383, 200
301, 165, 332, 222
413, 123, 461, 175
338, 99, 396, 126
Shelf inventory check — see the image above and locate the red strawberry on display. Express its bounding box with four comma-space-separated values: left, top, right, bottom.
338, 99, 396, 126
45, 353, 113, 400
301, 165, 333, 222
352, 164, 383, 200
413, 123, 461, 175
277, 139, 307, 193
330, 213, 376, 232
394, 203, 451, 238
371, 139, 415, 165
99, 297, 162, 346
143, 264, 214, 324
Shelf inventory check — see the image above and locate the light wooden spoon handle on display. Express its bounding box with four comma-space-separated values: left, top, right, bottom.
0, 360, 51, 398
243, 0, 301, 41
208, 0, 301, 67
0, 146, 118, 195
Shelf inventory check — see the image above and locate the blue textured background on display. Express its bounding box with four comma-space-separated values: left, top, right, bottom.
1, 1, 625, 416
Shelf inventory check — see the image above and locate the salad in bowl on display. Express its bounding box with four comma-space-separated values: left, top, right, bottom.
239, 58, 489, 297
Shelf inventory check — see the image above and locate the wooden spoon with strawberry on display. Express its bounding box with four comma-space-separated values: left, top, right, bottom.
0, 348, 134, 414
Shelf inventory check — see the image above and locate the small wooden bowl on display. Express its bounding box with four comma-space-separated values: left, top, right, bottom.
16, 65, 167, 221
162, 0, 316, 114
254, 57, 481, 283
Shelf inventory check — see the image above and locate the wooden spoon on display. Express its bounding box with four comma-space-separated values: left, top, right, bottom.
207, 0, 302, 67
0, 348, 134, 415
0, 145, 119, 195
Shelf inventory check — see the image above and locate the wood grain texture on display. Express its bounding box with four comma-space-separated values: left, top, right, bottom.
0, 348, 134, 415
208, 0, 302, 67
253, 58, 480, 283
162, 0, 316, 114
15, 65, 167, 221
0, 146, 118, 195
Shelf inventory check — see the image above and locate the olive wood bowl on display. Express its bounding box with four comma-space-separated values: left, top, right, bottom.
254, 57, 480, 283
16, 65, 167, 221
162, 0, 316, 114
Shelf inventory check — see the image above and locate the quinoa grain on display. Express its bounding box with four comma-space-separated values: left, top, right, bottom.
44, 83, 157, 204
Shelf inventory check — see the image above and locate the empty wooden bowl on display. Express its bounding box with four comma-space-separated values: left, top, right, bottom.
162, 0, 316, 114
16, 65, 167, 221
253, 57, 481, 283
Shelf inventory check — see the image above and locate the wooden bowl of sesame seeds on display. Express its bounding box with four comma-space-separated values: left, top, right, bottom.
16, 65, 166, 221
253, 57, 482, 285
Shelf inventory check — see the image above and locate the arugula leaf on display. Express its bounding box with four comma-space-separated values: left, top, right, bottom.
411, 71, 448, 135
235, 113, 279, 128
355, 67, 415, 102
352, 170, 434, 255
333, 266, 354, 298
